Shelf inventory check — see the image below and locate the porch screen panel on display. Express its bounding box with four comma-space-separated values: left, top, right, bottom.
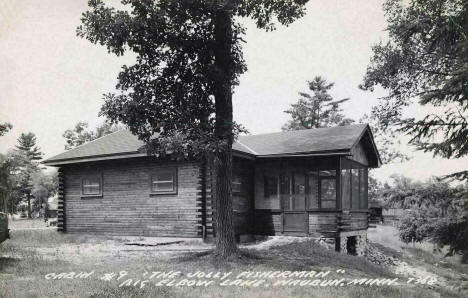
292, 172, 306, 210
341, 169, 351, 210
359, 168, 368, 209
321, 178, 336, 208
256, 172, 280, 209
319, 170, 336, 209
351, 169, 360, 209
280, 174, 291, 210
307, 171, 319, 209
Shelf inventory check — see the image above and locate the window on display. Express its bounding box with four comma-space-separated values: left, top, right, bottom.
232, 175, 242, 194
151, 168, 177, 194
264, 175, 278, 199
82, 175, 102, 196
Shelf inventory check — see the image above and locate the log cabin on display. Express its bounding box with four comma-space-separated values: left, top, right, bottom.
42, 124, 381, 254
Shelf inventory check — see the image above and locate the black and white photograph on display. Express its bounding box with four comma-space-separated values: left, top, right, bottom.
0, 0, 467, 297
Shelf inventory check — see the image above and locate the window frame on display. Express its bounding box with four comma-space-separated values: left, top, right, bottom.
150, 167, 178, 195
81, 174, 103, 198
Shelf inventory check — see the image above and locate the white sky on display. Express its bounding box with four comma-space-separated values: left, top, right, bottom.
0, 0, 466, 182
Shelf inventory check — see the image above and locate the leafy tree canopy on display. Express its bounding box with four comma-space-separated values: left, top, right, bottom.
63, 121, 124, 150
31, 171, 58, 206
383, 175, 467, 260
0, 122, 12, 137
361, 0, 468, 180
77, 0, 308, 159
282, 76, 354, 131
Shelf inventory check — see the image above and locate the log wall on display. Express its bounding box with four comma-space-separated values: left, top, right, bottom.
61, 158, 200, 237
232, 157, 255, 235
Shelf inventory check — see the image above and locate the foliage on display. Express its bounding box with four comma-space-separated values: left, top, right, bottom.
63, 121, 124, 150
0, 151, 31, 214
0, 122, 12, 136
361, 0, 468, 179
359, 113, 409, 164
367, 171, 385, 207
31, 170, 58, 211
398, 210, 428, 243
77, 0, 307, 159
77, 0, 309, 257
381, 175, 467, 261
282, 76, 354, 131
12, 133, 43, 217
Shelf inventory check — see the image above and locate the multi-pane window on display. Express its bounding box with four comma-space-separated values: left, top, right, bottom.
82, 176, 102, 196
151, 168, 177, 194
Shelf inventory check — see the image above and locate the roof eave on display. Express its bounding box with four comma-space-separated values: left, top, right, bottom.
256, 149, 351, 159
42, 152, 148, 166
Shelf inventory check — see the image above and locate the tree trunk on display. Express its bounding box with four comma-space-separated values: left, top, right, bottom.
212, 7, 237, 258
27, 193, 31, 218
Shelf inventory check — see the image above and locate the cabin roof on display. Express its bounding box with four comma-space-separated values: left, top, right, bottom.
43, 124, 381, 167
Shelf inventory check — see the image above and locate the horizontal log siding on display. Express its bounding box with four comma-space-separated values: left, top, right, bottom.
254, 211, 282, 235
339, 212, 368, 231
308, 212, 340, 235
57, 169, 65, 231
62, 159, 200, 237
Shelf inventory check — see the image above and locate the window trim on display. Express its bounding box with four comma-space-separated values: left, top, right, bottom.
150, 167, 178, 195
81, 174, 103, 198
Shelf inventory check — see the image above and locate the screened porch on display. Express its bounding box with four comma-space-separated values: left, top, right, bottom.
253, 156, 369, 234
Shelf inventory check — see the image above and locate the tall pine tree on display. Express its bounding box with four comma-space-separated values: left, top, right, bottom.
15, 133, 43, 161
282, 76, 354, 131
15, 133, 42, 218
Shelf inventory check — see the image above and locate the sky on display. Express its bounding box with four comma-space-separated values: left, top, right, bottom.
0, 0, 466, 182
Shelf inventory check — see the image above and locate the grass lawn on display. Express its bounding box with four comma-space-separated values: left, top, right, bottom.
1, 221, 467, 298
7, 218, 49, 229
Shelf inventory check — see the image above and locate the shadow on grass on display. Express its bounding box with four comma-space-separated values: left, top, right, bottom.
175, 240, 393, 278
